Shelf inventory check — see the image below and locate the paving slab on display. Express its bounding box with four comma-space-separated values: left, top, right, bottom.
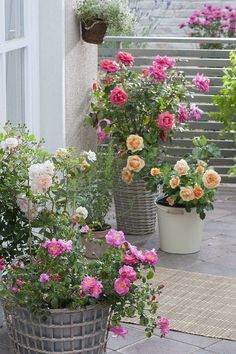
167, 331, 220, 349
206, 340, 236, 354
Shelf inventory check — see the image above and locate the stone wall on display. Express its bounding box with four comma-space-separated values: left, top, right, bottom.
129, 0, 236, 36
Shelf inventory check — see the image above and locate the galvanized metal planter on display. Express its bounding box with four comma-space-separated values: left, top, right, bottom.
114, 179, 158, 235
5, 303, 110, 354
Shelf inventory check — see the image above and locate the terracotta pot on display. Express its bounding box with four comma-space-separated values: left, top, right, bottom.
83, 228, 110, 259
82, 21, 107, 44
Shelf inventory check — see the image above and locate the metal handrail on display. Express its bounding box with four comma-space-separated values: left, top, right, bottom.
104, 36, 236, 44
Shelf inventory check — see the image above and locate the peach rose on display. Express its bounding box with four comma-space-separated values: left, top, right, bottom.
127, 155, 145, 172
167, 197, 175, 206
203, 170, 221, 189
126, 135, 144, 152
122, 167, 133, 184
150, 168, 160, 176
196, 165, 204, 175
169, 176, 180, 189
174, 159, 190, 176
193, 185, 204, 199
179, 187, 195, 202
198, 160, 207, 167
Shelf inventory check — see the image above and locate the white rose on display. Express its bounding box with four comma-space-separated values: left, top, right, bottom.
28, 163, 42, 179
174, 159, 190, 176
1, 137, 19, 150
16, 194, 38, 220
42, 160, 54, 176
75, 206, 88, 219
85, 150, 97, 162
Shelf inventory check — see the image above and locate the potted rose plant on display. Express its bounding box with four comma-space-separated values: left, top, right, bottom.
87, 51, 210, 235
74, 0, 135, 44
0, 226, 169, 353
179, 3, 236, 49
147, 137, 221, 254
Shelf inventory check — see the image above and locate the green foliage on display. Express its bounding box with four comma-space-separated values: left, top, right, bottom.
211, 51, 236, 174
74, 0, 135, 33
76, 142, 114, 230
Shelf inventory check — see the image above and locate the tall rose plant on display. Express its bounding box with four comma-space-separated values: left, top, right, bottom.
87, 51, 209, 186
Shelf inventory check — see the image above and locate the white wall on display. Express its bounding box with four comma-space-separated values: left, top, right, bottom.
38, 0, 97, 152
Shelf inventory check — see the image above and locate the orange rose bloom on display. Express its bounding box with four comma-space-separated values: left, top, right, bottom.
174, 159, 190, 175
121, 167, 133, 184
179, 186, 195, 202
196, 165, 204, 175
126, 134, 144, 152
203, 170, 221, 189
150, 167, 160, 176
193, 185, 204, 199
167, 197, 175, 206
127, 155, 145, 172
169, 176, 180, 189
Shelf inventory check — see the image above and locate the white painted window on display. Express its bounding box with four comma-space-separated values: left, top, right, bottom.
0, 0, 39, 135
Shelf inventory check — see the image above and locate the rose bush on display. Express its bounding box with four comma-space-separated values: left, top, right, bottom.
0, 226, 169, 338
147, 136, 221, 219
179, 3, 236, 49
87, 51, 209, 188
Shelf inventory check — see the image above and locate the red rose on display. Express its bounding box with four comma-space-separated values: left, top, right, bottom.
99, 59, 119, 73
109, 86, 128, 106
116, 51, 134, 66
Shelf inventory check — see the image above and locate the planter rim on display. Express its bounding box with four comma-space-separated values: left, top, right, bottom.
2, 302, 109, 315
82, 19, 107, 30
156, 197, 196, 210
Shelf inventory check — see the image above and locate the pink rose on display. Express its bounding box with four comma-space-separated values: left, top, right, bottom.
189, 104, 203, 121
156, 112, 175, 130
110, 326, 128, 337
192, 73, 210, 93
154, 55, 176, 68
16, 279, 23, 287
109, 86, 128, 106
116, 51, 134, 66
119, 265, 137, 281
149, 62, 167, 82
11, 287, 18, 293
39, 273, 49, 283
156, 317, 170, 336
123, 253, 138, 265
80, 276, 103, 298
178, 105, 189, 123
105, 229, 125, 248
143, 249, 158, 265
114, 277, 130, 296
99, 59, 119, 73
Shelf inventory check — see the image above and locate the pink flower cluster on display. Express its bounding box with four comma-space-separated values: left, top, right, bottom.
80, 276, 103, 298
179, 4, 236, 37
110, 325, 128, 338
105, 229, 126, 248
177, 103, 203, 123
149, 55, 175, 82
41, 238, 72, 257
0, 258, 5, 271
123, 243, 158, 266
100, 51, 134, 73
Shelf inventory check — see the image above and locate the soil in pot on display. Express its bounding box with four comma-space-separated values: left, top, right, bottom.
83, 225, 111, 259
82, 21, 107, 44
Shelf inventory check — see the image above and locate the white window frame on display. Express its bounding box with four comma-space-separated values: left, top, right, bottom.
0, 0, 39, 136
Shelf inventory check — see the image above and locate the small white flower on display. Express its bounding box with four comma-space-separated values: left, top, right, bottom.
86, 150, 97, 162
1, 137, 19, 150
75, 206, 88, 220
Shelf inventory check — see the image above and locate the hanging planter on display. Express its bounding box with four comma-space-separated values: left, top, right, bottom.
4, 304, 111, 354
114, 179, 158, 235
156, 200, 203, 254
81, 21, 108, 45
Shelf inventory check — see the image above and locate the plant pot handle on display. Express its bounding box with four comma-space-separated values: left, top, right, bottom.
83, 21, 104, 30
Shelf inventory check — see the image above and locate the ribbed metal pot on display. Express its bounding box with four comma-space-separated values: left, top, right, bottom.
4, 303, 111, 354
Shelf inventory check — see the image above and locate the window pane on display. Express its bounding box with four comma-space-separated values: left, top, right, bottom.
5, 0, 24, 40
6, 49, 25, 124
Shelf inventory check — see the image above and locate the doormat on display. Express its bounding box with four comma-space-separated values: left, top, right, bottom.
124, 267, 236, 341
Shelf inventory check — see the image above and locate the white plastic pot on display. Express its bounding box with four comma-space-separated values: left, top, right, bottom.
156, 203, 203, 254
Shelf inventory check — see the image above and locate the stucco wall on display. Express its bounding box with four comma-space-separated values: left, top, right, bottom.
64, 0, 97, 152
129, 0, 236, 36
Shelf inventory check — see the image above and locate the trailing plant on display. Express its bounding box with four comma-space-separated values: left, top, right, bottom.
74, 0, 135, 33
